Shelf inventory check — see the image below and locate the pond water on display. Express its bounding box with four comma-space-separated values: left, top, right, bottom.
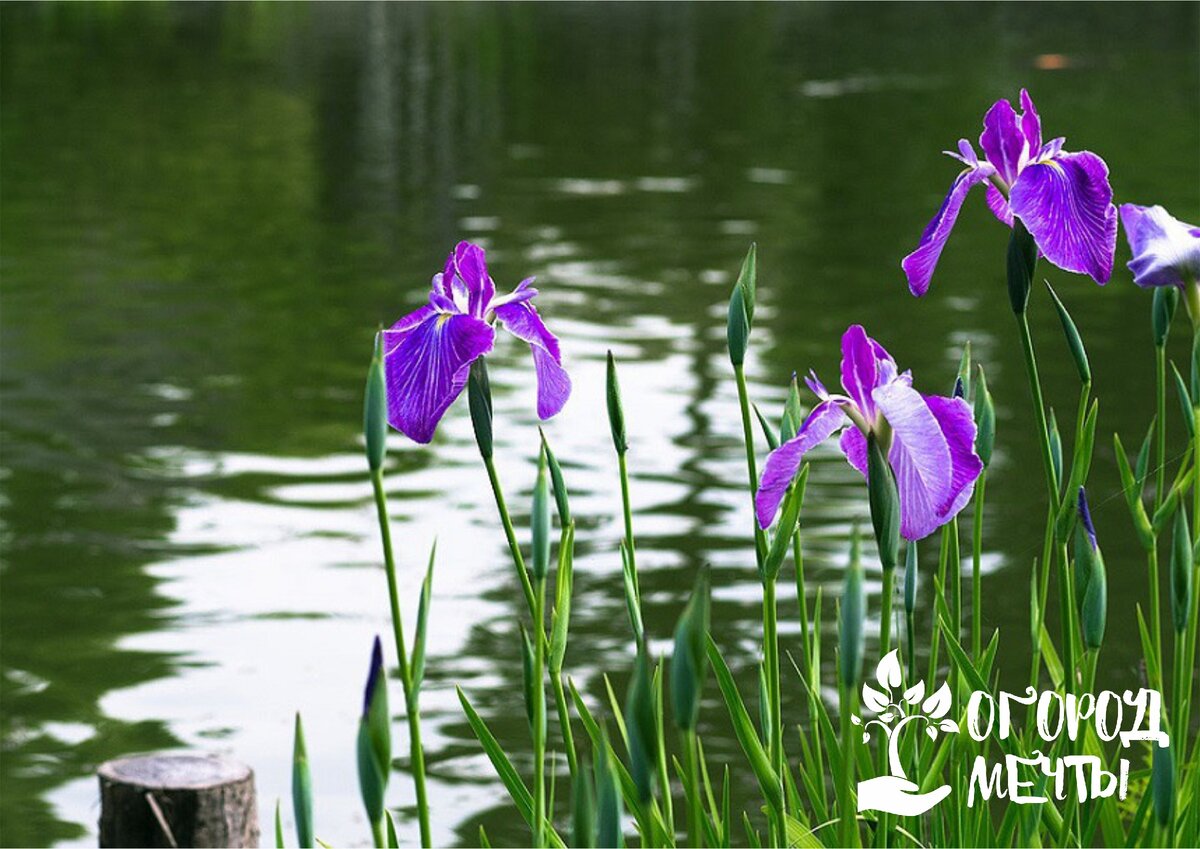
2, 4, 1197, 846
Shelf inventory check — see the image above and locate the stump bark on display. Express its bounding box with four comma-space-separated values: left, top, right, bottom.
98, 753, 258, 848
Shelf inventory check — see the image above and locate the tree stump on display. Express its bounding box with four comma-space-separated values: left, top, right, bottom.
98, 753, 258, 848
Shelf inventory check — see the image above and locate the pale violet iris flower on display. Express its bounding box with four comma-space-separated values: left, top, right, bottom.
903, 89, 1118, 296
756, 326, 982, 541
1118, 203, 1200, 290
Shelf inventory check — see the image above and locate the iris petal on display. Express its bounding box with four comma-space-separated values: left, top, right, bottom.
1009, 151, 1117, 284
756, 400, 847, 528
452, 241, 496, 316
901, 164, 995, 297
1119, 203, 1200, 289
840, 325, 882, 419
873, 380, 953, 541
840, 427, 869, 478
985, 183, 1014, 227
923, 394, 982, 521
493, 300, 571, 420
383, 312, 495, 443
979, 97, 1026, 185
1019, 89, 1042, 158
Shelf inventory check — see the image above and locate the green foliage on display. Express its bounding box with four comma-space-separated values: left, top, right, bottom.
292, 713, 314, 848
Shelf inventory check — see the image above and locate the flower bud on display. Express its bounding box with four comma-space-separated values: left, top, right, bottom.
1075, 489, 1106, 651
293, 713, 314, 849
867, 433, 901, 572
671, 567, 711, 732
364, 335, 388, 472
839, 527, 866, 690
1048, 408, 1063, 495
1044, 280, 1091, 385
519, 625, 544, 739
594, 734, 624, 848
726, 244, 757, 366
531, 447, 551, 582
1006, 219, 1037, 315
624, 643, 656, 802
468, 358, 494, 460
956, 342, 972, 401
974, 365, 995, 467
1152, 739, 1175, 832
1171, 508, 1192, 633
357, 637, 391, 829
606, 351, 627, 455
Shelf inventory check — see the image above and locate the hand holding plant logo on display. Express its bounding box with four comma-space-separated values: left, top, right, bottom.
852, 649, 958, 816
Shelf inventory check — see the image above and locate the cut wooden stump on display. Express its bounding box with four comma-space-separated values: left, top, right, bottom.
98, 753, 258, 848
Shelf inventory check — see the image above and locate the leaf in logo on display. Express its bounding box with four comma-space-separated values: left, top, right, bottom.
862, 683, 890, 713
876, 649, 903, 690
922, 682, 952, 719
902, 680, 925, 705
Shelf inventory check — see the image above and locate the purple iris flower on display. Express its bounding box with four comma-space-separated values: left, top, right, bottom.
382, 241, 571, 443
1118, 204, 1200, 290
756, 326, 982, 541
903, 89, 1117, 296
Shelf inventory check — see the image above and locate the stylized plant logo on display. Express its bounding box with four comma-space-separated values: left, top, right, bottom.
852, 649, 958, 815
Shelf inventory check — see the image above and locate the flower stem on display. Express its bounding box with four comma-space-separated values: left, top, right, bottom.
762, 576, 786, 831
617, 450, 639, 594
370, 469, 432, 848
733, 364, 769, 567
481, 454, 537, 618
532, 576, 547, 849
880, 566, 895, 656
972, 471, 987, 659
551, 673, 577, 779
839, 687, 859, 849
682, 729, 704, 849
1156, 343, 1168, 507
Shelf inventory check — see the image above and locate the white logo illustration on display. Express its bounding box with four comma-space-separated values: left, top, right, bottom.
852, 649, 958, 816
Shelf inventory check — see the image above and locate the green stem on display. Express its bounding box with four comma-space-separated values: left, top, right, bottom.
1148, 547, 1164, 692
371, 817, 385, 849
533, 577, 547, 849
683, 729, 703, 849
482, 454, 537, 618
370, 470, 432, 848
1016, 311, 1060, 501
734, 364, 769, 566
762, 577, 785, 829
1057, 540, 1077, 695
972, 471, 987, 659
880, 567, 895, 655
794, 531, 811, 681
1156, 344, 1168, 507
839, 688, 859, 849
551, 673, 578, 779
617, 451, 640, 596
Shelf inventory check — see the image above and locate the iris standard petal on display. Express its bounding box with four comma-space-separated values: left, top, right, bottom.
840, 325, 883, 419
1019, 89, 1042, 157
922, 394, 982, 520
493, 300, 571, 420
901, 163, 995, 296
979, 97, 1027, 185
872, 380, 953, 541
1009, 150, 1117, 284
756, 400, 847, 528
1119, 204, 1200, 289
383, 311, 496, 443
452, 241, 496, 317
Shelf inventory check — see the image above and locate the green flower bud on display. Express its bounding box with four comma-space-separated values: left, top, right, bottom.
364, 335, 388, 472
594, 735, 624, 848
624, 644, 656, 803
468, 358, 494, 460
974, 366, 995, 467
1152, 739, 1175, 832
1048, 408, 1063, 496
606, 351, 627, 454
357, 637, 391, 829
957, 342, 972, 401
1153, 285, 1179, 347
726, 245, 757, 367
867, 433, 901, 572
292, 713, 314, 848
1006, 219, 1037, 315
531, 447, 551, 582
671, 566, 711, 732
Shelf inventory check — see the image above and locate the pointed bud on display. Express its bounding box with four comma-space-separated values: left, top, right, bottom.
1044, 281, 1091, 385
1006, 219, 1037, 315
1152, 285, 1179, 347
624, 644, 656, 802
1075, 490, 1106, 651
867, 433, 901, 572
671, 567, 711, 731
726, 244, 757, 366
531, 447, 551, 582
1048, 408, 1063, 495
606, 351, 627, 454
594, 735, 625, 848
357, 637, 391, 828
1171, 508, 1192, 633
974, 366, 995, 467
364, 335, 388, 471
1152, 740, 1175, 831
539, 429, 571, 526
957, 342, 972, 401
839, 527, 866, 690
468, 358, 494, 460
292, 713, 314, 848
